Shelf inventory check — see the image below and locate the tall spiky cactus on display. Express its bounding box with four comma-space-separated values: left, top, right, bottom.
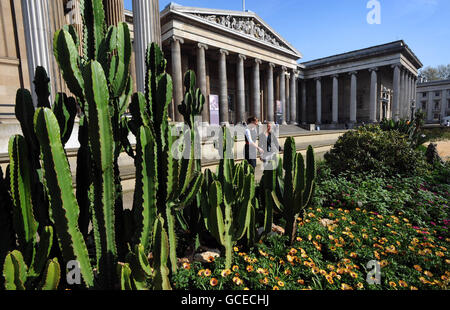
200, 128, 256, 268
129, 43, 203, 275
271, 138, 316, 244
34, 108, 94, 287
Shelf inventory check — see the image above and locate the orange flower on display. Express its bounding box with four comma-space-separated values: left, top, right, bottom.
182, 262, 191, 270
325, 275, 334, 284
389, 281, 397, 288
246, 265, 254, 272
210, 278, 218, 287
398, 280, 408, 288
297, 279, 305, 285
413, 265, 422, 272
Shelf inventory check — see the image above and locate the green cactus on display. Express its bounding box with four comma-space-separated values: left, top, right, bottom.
129, 43, 203, 275
152, 217, 172, 290
271, 138, 316, 244
39, 258, 61, 290
34, 108, 94, 288
8, 135, 37, 264
200, 128, 256, 268
2, 250, 27, 290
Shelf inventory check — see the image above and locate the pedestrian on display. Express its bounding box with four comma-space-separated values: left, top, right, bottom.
244, 117, 264, 169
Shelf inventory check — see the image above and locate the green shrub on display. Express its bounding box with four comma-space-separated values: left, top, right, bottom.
324, 125, 427, 177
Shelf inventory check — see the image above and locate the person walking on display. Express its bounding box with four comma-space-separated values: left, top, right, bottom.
244, 117, 264, 169
259, 122, 282, 164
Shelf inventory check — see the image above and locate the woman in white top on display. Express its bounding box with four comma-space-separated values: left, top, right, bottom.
244, 117, 264, 169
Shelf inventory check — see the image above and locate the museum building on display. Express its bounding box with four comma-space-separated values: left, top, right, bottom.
0, 1, 423, 135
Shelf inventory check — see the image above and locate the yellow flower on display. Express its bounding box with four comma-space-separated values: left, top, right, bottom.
350, 271, 358, 279
273, 286, 279, 290
198, 269, 205, 277
204, 269, 211, 277
246, 265, 254, 272
410, 286, 418, 290
341, 283, 353, 290
182, 262, 191, 270
350, 252, 357, 258
233, 277, 243, 286
233, 246, 239, 252
232, 265, 239, 272
210, 278, 218, 287
414, 265, 422, 272
389, 281, 397, 288
221, 269, 232, 277
356, 282, 364, 289
435, 251, 444, 257
278, 281, 285, 287
284, 269, 292, 275
424, 271, 433, 277
380, 260, 389, 267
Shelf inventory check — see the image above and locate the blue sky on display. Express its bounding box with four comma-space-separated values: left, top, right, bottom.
124, 0, 450, 68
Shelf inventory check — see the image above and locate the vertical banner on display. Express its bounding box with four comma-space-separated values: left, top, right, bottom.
209, 94, 220, 125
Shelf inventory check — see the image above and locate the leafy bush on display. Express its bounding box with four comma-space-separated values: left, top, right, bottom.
324, 125, 427, 177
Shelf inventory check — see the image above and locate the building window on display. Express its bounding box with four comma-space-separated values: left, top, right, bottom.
434, 101, 440, 110
447, 90, 450, 96
422, 92, 427, 98
435, 91, 441, 97
421, 102, 427, 110
434, 114, 439, 120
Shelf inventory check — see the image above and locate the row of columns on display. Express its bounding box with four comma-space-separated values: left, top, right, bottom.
170, 38, 298, 125
308, 64, 417, 125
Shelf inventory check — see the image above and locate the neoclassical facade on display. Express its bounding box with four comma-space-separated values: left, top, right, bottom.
416, 79, 450, 123
128, 3, 423, 128
0, 1, 423, 130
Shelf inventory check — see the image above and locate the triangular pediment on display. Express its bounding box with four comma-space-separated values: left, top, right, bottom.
164, 3, 302, 58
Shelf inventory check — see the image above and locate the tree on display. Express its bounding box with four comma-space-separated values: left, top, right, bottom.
419, 64, 450, 82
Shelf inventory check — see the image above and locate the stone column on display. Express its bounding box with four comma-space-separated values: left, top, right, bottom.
401, 69, 408, 119
286, 74, 290, 123
219, 49, 229, 125
289, 69, 297, 125
279, 67, 287, 125
21, 0, 53, 103
103, 0, 124, 26
133, 0, 161, 93
171, 36, 184, 122
332, 74, 339, 124
406, 72, 412, 117
236, 54, 246, 124
349, 71, 358, 124
48, 0, 67, 95
266, 63, 275, 122
392, 65, 401, 121
252, 59, 262, 119
197, 43, 209, 123
301, 80, 307, 124
315, 77, 322, 125
369, 68, 378, 123
441, 84, 447, 120
427, 91, 433, 122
